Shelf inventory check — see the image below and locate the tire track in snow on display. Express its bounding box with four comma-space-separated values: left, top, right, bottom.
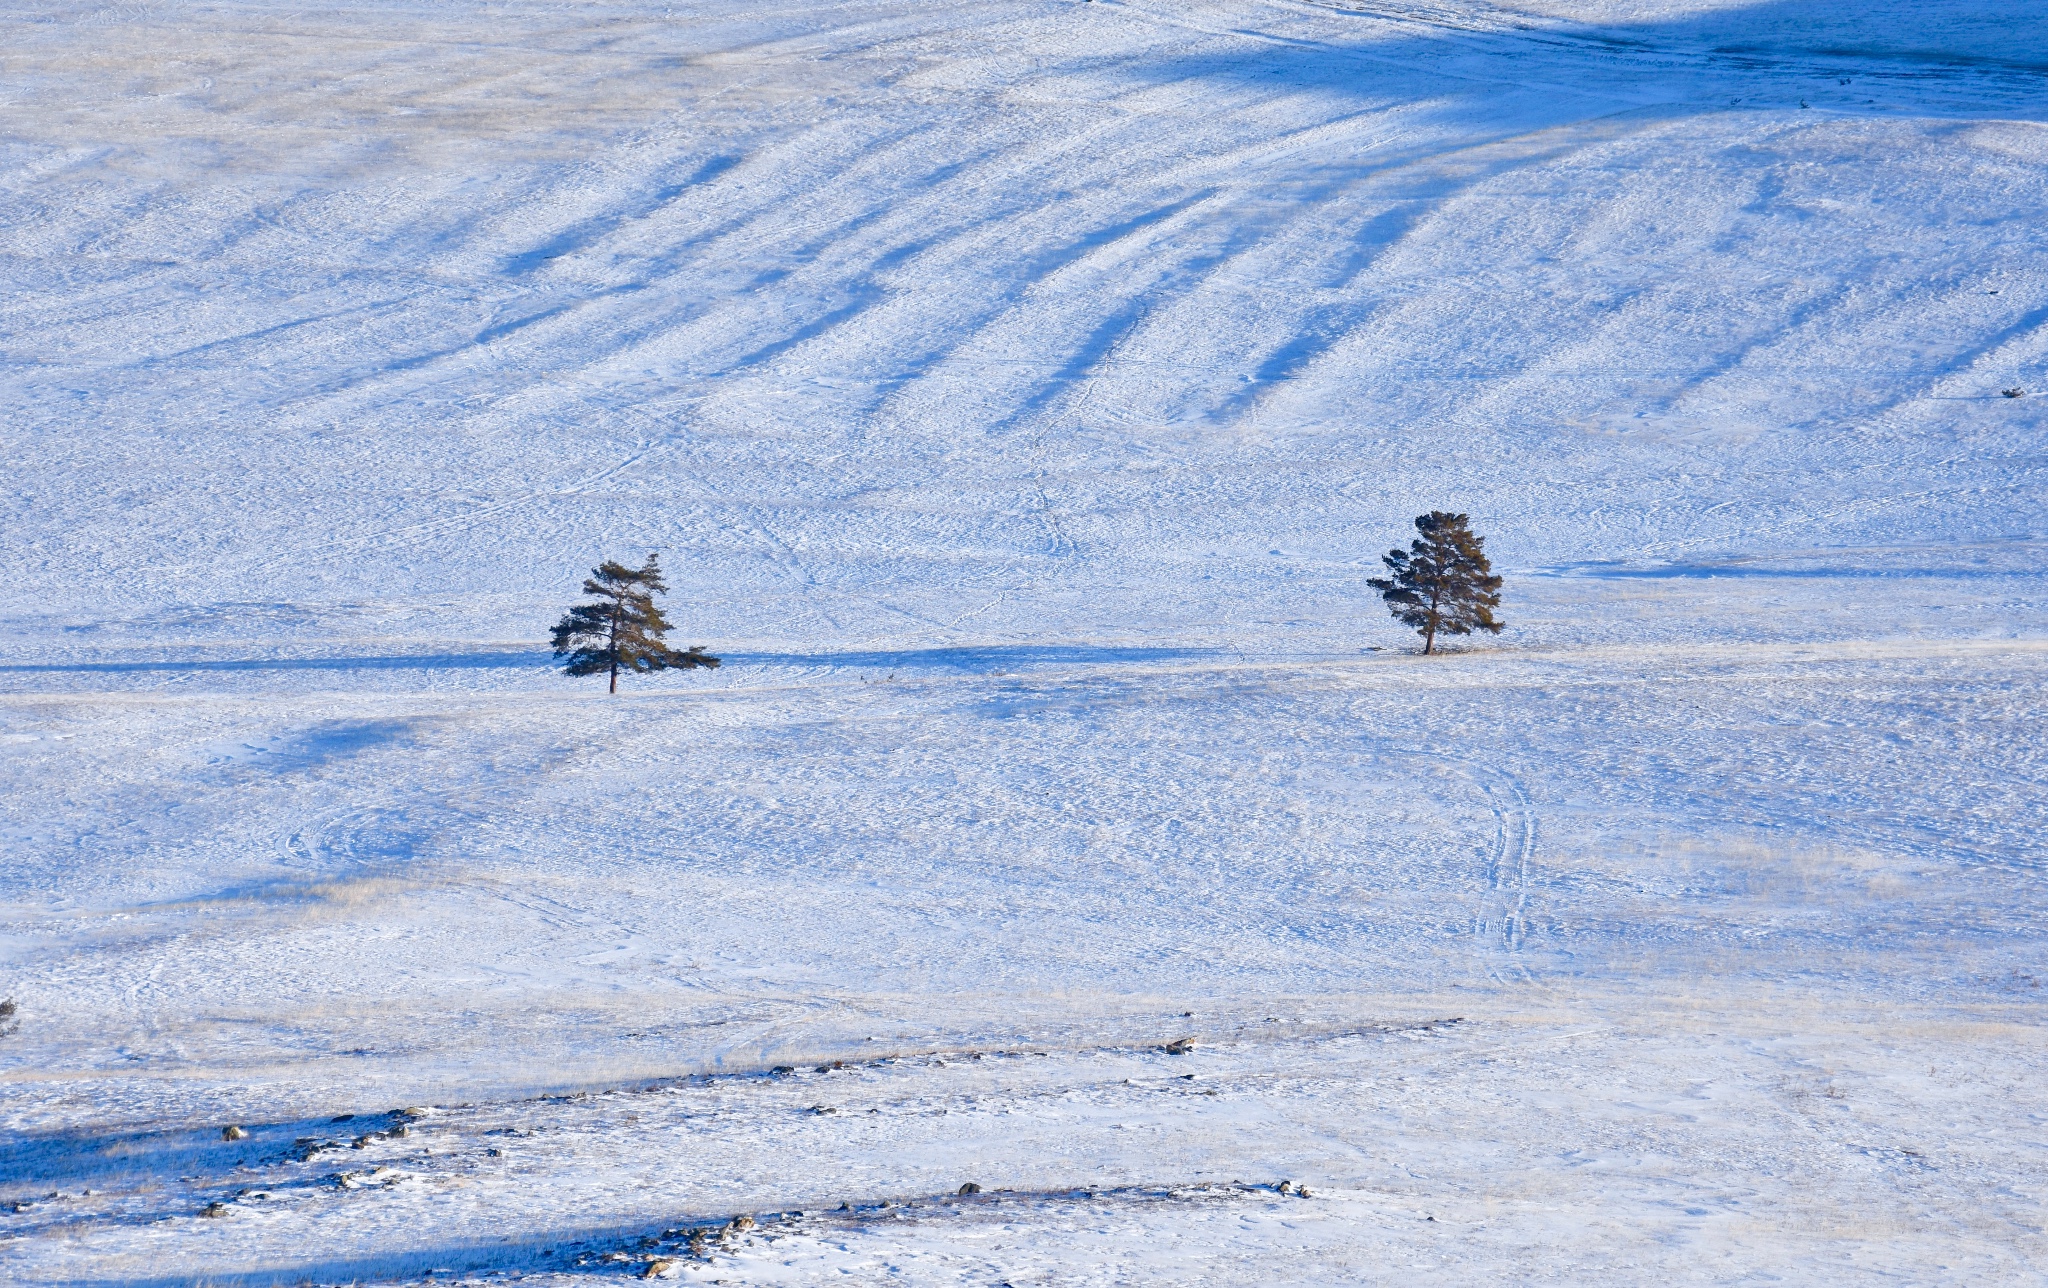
1362, 739, 1539, 986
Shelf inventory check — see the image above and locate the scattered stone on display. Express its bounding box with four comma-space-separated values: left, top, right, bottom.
1164, 1037, 1196, 1055
486, 1148, 502, 1157
1297, 1186, 1314, 1198
816, 1060, 845, 1072
728, 1215, 755, 1233
602, 1251, 631, 1263
2004, 388, 2026, 398
771, 1065, 796, 1075
352, 1135, 372, 1149
1277, 1180, 1293, 1195
220, 1125, 248, 1142
330, 1114, 354, 1123
397, 1107, 430, 1120
387, 1124, 410, 1139
642, 1260, 681, 1280
957, 1183, 982, 1195
201, 1201, 228, 1218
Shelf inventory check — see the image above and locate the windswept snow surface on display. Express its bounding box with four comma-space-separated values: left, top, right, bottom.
2, 0, 2046, 1282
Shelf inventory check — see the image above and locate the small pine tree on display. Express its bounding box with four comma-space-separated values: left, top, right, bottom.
1368, 512, 1505, 654
551, 553, 719, 693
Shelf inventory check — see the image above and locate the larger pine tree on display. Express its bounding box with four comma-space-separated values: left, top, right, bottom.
551, 554, 719, 693
1368, 512, 1505, 654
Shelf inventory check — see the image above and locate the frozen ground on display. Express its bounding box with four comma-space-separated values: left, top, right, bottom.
1, 0, 2045, 1282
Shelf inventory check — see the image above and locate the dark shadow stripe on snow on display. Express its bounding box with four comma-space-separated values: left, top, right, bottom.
0, 644, 1226, 676
29, 1181, 1316, 1287
1535, 561, 2047, 581
0, 650, 550, 675
729, 643, 1226, 670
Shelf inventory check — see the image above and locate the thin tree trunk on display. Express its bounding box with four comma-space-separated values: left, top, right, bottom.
608, 597, 621, 694
1424, 586, 1439, 654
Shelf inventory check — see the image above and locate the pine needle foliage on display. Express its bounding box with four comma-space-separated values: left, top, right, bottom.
1368, 511, 1505, 654
551, 553, 719, 693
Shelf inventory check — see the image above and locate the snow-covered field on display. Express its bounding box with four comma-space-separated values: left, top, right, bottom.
3, 0, 2045, 1281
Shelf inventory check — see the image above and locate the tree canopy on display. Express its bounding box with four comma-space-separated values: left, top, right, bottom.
1368, 512, 1505, 654
551, 553, 719, 693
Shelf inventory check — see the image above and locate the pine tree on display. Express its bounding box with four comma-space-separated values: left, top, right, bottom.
550, 553, 719, 693
1367, 512, 1505, 654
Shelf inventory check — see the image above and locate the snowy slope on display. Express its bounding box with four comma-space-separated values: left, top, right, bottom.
1, 0, 2044, 1283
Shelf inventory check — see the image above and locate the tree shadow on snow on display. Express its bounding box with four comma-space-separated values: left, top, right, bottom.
732, 643, 1225, 671
0, 648, 550, 676
1537, 559, 2045, 581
